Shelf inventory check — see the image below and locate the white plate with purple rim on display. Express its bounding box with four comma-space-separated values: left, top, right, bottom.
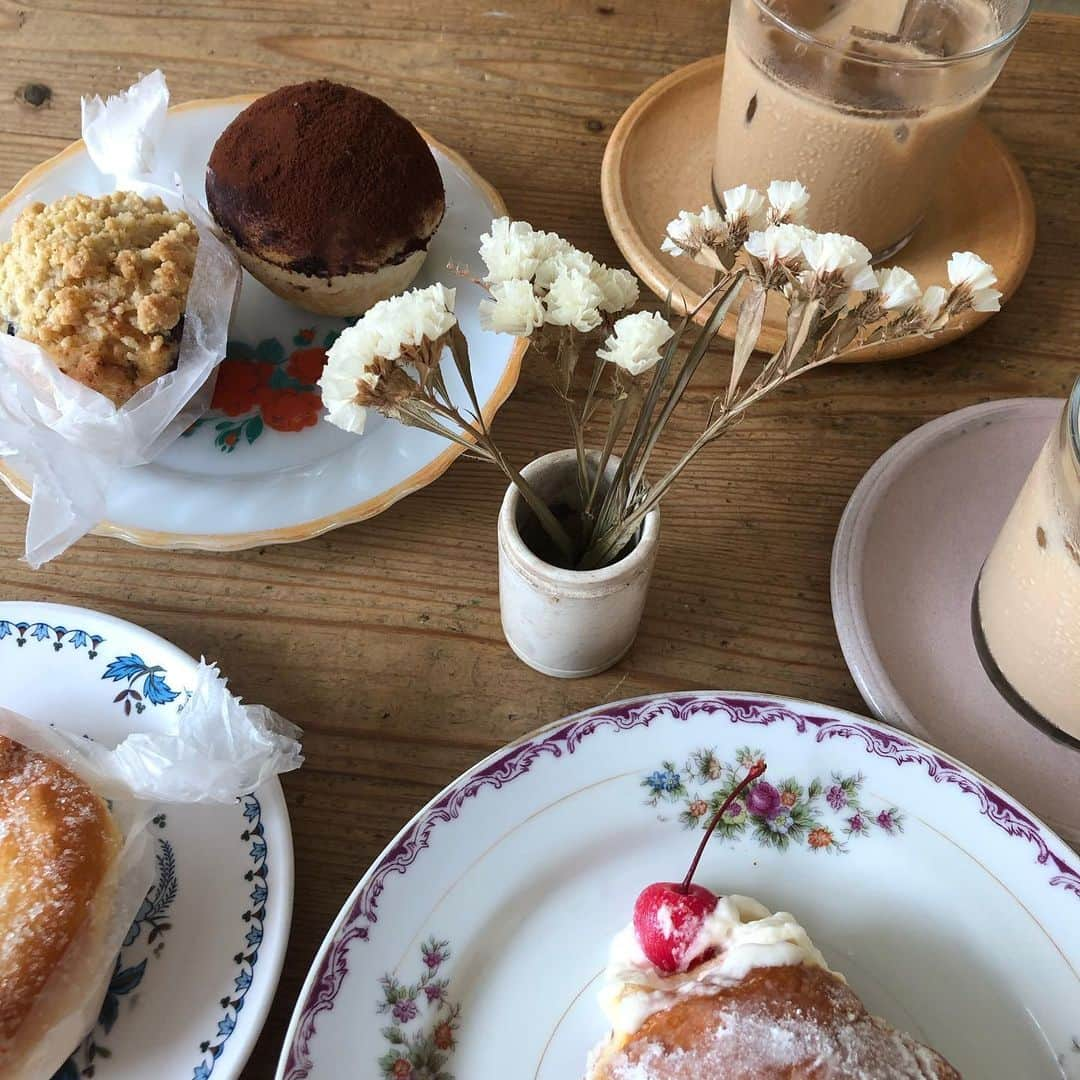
276, 691, 1080, 1080
830, 396, 1079, 849
0, 601, 292, 1080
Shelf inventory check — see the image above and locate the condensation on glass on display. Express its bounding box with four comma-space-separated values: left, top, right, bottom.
713, 0, 1031, 258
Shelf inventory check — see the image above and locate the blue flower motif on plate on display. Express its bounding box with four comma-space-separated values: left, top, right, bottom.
0, 620, 104, 656
56, 831, 178, 1078
190, 793, 268, 1079
102, 653, 180, 714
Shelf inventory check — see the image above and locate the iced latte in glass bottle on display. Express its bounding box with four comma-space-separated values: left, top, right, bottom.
974, 376, 1080, 747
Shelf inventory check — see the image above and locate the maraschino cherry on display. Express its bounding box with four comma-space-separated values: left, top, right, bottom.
633, 759, 767, 974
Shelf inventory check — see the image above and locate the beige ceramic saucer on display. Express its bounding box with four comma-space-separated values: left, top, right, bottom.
601, 55, 1036, 363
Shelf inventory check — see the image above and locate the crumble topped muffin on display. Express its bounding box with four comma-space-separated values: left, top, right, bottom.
0, 192, 198, 406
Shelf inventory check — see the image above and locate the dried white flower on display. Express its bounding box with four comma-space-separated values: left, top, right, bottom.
873, 267, 922, 311
597, 311, 675, 376
592, 265, 639, 314
766, 181, 810, 225
800, 232, 877, 295
544, 265, 604, 332
320, 284, 457, 434
916, 285, 949, 329
721, 185, 768, 232
402, 284, 459, 349
479, 218, 546, 284
661, 206, 726, 260
947, 251, 1001, 312
321, 387, 369, 434
535, 241, 595, 291
361, 284, 457, 356
745, 223, 813, 269
532, 230, 568, 261
319, 324, 383, 435
479, 279, 545, 336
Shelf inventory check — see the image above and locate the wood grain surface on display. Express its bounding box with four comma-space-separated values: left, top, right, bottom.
1, 3, 1078, 1076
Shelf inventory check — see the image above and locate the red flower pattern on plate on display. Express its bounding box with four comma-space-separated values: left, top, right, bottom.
286, 345, 329, 386
212, 360, 275, 418
256, 385, 323, 433
186, 327, 340, 452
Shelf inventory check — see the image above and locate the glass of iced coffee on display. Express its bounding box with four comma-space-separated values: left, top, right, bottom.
714, 0, 1031, 259
973, 376, 1080, 749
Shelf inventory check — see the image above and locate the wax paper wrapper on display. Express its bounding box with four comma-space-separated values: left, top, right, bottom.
0, 662, 301, 1079
0, 70, 241, 568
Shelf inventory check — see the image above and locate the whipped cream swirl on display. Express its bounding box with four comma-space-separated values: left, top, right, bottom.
598, 894, 834, 1036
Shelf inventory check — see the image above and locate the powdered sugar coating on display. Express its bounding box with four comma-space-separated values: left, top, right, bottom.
589, 899, 960, 1079
0, 736, 120, 1060
604, 1011, 953, 1078
590, 965, 959, 1079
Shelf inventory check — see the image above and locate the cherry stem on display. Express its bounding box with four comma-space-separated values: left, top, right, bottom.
678, 760, 767, 894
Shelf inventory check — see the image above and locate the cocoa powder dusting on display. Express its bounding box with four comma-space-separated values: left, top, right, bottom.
206, 81, 445, 276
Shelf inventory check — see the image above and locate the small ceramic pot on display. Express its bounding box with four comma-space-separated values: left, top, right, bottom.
498, 449, 660, 678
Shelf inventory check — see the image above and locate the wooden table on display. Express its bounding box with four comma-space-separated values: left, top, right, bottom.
2, 3, 1077, 1075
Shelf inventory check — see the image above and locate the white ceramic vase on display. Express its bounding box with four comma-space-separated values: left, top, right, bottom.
497, 449, 660, 678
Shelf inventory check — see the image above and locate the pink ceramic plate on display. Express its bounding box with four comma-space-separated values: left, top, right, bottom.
831, 397, 1078, 849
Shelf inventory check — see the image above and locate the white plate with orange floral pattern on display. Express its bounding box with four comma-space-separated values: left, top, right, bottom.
0, 96, 523, 551
277, 691, 1080, 1080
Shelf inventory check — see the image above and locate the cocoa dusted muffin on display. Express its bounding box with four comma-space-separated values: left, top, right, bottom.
205, 80, 445, 316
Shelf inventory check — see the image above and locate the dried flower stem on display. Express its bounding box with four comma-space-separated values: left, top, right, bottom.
395, 346, 579, 565
577, 314, 937, 569
585, 273, 745, 559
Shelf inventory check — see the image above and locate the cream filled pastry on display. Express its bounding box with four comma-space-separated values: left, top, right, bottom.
598, 894, 831, 1038
586, 759, 961, 1079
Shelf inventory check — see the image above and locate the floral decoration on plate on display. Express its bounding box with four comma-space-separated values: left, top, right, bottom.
184, 328, 346, 451
377, 937, 461, 1080
103, 654, 181, 715
0, 619, 180, 717
279, 692, 1080, 1080
644, 745, 903, 853
191, 793, 270, 1080
58, 819, 178, 1079
0, 618, 103, 656
0, 100, 523, 550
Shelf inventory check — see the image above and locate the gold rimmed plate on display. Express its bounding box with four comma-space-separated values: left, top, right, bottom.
601, 55, 1036, 362
0, 95, 524, 551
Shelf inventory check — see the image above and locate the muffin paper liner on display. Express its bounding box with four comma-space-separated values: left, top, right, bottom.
0, 71, 242, 567
0, 661, 302, 1078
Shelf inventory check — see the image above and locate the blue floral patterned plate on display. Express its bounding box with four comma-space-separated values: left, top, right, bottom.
278, 692, 1080, 1080
0, 601, 293, 1080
